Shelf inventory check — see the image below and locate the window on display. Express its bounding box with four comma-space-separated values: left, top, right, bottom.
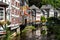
0, 8, 4, 20
11, 0, 15, 5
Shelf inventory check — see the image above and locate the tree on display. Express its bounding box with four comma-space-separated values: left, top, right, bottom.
45, 0, 60, 9
29, 0, 60, 9
47, 17, 60, 40
41, 16, 46, 23
29, 0, 42, 8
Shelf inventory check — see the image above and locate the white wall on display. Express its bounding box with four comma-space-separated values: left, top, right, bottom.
49, 9, 54, 17
36, 13, 41, 21
58, 13, 60, 17
6, 0, 11, 21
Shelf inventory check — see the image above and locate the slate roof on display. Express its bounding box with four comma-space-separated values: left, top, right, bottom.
41, 4, 54, 9
30, 5, 39, 9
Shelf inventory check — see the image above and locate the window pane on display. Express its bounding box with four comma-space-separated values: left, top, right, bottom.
0, 8, 3, 20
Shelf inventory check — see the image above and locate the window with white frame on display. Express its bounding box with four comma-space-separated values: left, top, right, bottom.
0, 8, 4, 20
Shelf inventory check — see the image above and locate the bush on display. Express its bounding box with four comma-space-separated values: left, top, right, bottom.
47, 17, 60, 40
47, 17, 60, 24
41, 30, 46, 35
22, 26, 36, 33
4, 27, 13, 40
7, 20, 11, 25
41, 16, 46, 23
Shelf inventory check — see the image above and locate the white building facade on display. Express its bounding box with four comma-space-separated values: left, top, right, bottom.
41, 5, 60, 18
0, 0, 20, 33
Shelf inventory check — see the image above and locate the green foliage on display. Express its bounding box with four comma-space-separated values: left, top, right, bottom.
47, 17, 60, 24
55, 35, 60, 40
41, 16, 46, 22
29, 0, 60, 8
41, 30, 46, 35
4, 27, 12, 40
22, 26, 36, 33
47, 17, 60, 40
29, 0, 42, 8
7, 20, 11, 25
